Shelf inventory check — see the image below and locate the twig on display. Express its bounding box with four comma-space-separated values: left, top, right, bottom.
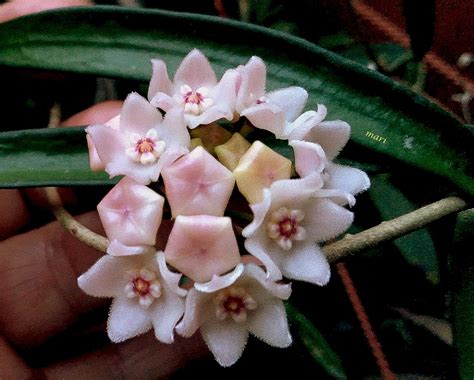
44, 187, 109, 252
323, 196, 466, 262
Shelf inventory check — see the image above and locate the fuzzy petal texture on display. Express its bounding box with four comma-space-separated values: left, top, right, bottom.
77, 255, 128, 297
87, 94, 189, 184
266, 86, 307, 122
147, 59, 172, 101
149, 281, 185, 344
177, 264, 291, 366
79, 253, 185, 345
175, 289, 213, 338
279, 243, 331, 285
107, 297, 153, 343
236, 56, 266, 112
290, 140, 326, 178
173, 49, 217, 90
201, 319, 249, 367
247, 299, 292, 347
304, 198, 354, 242
120, 92, 162, 135
241, 103, 286, 138
325, 162, 371, 196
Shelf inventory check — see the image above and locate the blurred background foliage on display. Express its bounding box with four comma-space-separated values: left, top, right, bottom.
0, 0, 472, 379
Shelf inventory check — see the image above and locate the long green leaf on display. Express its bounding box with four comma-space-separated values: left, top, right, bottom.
0, 6, 472, 192
286, 303, 347, 379
0, 128, 113, 187
452, 209, 474, 379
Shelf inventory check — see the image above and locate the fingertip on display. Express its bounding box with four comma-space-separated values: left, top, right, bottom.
61, 100, 123, 127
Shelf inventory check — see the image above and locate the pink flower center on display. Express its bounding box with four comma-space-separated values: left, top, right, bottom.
214, 286, 257, 323
125, 129, 166, 165
223, 296, 246, 314
124, 268, 162, 308
278, 217, 298, 239
178, 85, 213, 115
267, 207, 307, 250
184, 91, 204, 105
135, 138, 155, 154
132, 277, 151, 297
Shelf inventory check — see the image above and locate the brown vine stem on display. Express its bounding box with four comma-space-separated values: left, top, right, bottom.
44, 187, 109, 252
323, 196, 466, 262
45, 187, 466, 261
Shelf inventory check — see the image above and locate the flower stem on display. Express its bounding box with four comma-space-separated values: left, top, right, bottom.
44, 187, 109, 252
324, 196, 466, 262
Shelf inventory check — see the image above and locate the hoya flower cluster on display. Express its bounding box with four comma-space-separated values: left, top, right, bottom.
80, 49, 370, 367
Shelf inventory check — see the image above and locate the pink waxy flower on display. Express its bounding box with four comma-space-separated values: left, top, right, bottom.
164, 215, 241, 286
86, 92, 190, 184
235, 56, 308, 138
162, 146, 235, 217
176, 264, 292, 367
78, 252, 185, 344
243, 174, 355, 284
97, 177, 165, 256
148, 49, 240, 129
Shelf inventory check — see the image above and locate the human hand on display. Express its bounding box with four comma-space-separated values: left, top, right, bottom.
0, 102, 206, 379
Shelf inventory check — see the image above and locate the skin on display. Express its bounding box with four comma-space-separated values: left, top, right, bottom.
0, 102, 206, 379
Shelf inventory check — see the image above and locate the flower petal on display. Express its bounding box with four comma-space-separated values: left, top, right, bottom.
107, 239, 155, 257
266, 86, 308, 122
248, 299, 292, 347
149, 283, 185, 344
77, 255, 128, 297
156, 251, 187, 297
241, 103, 286, 138
120, 92, 162, 135
107, 297, 152, 343
149, 92, 177, 112
175, 289, 213, 338
173, 49, 217, 90
305, 198, 354, 242
201, 319, 249, 367
185, 105, 232, 129
244, 263, 292, 300
286, 105, 327, 139
147, 59, 172, 100
156, 108, 190, 149
236, 56, 266, 112
194, 264, 244, 293
296, 119, 350, 160
244, 235, 283, 281
325, 163, 370, 196
280, 243, 330, 285
289, 140, 326, 178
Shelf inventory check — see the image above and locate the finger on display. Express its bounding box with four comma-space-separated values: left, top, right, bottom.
0, 337, 34, 379
61, 100, 123, 127
0, 0, 92, 23
0, 190, 29, 240
42, 333, 207, 379
0, 211, 107, 347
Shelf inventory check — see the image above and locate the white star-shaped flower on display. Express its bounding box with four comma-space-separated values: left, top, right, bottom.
78, 252, 185, 344
176, 264, 292, 367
